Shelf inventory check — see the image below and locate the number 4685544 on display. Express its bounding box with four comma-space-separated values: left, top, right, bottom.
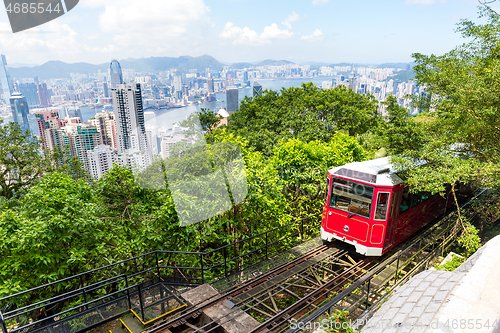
6, 2, 61, 14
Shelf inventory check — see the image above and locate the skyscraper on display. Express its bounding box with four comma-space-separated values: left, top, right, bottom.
253, 82, 262, 97
0, 55, 14, 105
37, 83, 50, 107
9, 92, 31, 132
34, 109, 62, 148
18, 83, 39, 108
207, 73, 214, 94
103, 82, 109, 98
90, 111, 117, 148
348, 65, 357, 92
111, 83, 151, 162
226, 87, 239, 114
67, 107, 83, 120
109, 60, 123, 89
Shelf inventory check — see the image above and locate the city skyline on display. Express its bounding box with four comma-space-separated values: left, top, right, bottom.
0, 0, 489, 66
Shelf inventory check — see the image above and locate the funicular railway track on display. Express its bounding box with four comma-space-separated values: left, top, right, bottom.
142, 190, 486, 333
139, 243, 376, 333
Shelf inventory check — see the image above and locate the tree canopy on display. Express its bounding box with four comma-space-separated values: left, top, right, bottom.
391, 7, 500, 194
222, 82, 380, 155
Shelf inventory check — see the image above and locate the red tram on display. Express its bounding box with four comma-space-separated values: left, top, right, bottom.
321, 157, 451, 256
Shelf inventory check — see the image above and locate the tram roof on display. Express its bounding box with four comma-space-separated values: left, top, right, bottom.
328, 157, 404, 187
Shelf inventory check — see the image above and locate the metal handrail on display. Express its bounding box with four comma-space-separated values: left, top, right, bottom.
0, 213, 321, 333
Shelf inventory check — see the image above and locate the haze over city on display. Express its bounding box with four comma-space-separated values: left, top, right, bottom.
0, 0, 489, 66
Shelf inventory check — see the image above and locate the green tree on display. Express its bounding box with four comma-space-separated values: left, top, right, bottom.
224, 83, 380, 155
388, 7, 500, 254
0, 121, 60, 198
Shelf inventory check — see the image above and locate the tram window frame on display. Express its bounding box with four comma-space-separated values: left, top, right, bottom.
374, 192, 390, 221
324, 177, 330, 204
329, 177, 374, 218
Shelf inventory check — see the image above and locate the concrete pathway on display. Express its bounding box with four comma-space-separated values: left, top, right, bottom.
361, 235, 500, 333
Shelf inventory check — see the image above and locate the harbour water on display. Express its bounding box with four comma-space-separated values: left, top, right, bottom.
17, 77, 335, 135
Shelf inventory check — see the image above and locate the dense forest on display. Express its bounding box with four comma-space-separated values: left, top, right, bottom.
1, 7, 500, 305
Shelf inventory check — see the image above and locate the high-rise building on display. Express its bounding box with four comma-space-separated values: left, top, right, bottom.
67, 107, 83, 120
111, 83, 151, 163
90, 111, 117, 148
226, 86, 239, 114
348, 66, 357, 92
103, 82, 109, 98
109, 60, 123, 89
243, 71, 249, 82
34, 109, 62, 148
64, 123, 101, 169
87, 144, 122, 178
9, 92, 31, 132
253, 82, 262, 97
37, 83, 50, 107
0, 55, 14, 105
207, 73, 214, 93
18, 83, 40, 108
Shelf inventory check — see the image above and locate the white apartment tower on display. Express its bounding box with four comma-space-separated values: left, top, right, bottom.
111, 83, 152, 164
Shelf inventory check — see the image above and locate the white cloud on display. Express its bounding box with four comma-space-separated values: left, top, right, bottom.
312, 0, 329, 5
282, 11, 301, 30
406, 0, 446, 4
300, 29, 324, 42
220, 22, 293, 45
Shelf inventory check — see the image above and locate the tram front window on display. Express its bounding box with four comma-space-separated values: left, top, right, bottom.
329, 177, 373, 218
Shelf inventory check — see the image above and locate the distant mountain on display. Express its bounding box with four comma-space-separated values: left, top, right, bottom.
10, 61, 107, 80
257, 59, 295, 66
376, 62, 414, 69
230, 62, 255, 69
10, 55, 225, 80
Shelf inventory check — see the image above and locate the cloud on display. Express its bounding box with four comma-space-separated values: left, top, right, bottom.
406, 0, 446, 4
282, 11, 301, 29
220, 22, 293, 45
300, 29, 324, 42
312, 0, 329, 5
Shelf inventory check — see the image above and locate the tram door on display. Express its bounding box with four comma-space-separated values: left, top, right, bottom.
384, 190, 401, 249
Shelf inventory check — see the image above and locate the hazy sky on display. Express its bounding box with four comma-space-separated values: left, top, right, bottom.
0, 0, 491, 66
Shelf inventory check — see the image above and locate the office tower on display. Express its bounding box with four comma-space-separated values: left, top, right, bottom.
0, 55, 14, 104
348, 66, 357, 92
34, 76, 39, 85
90, 111, 117, 148
253, 82, 262, 97
87, 145, 122, 178
243, 71, 249, 82
226, 87, 239, 114
207, 73, 214, 93
37, 83, 49, 107
109, 60, 123, 89
67, 107, 83, 120
173, 75, 182, 94
103, 82, 109, 98
111, 83, 151, 163
9, 92, 31, 132
18, 83, 40, 108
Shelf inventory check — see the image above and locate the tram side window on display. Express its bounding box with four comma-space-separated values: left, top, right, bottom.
400, 187, 411, 213
411, 191, 432, 208
375, 192, 390, 221
329, 178, 373, 218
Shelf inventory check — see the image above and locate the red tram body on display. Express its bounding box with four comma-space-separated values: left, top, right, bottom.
321, 157, 450, 256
